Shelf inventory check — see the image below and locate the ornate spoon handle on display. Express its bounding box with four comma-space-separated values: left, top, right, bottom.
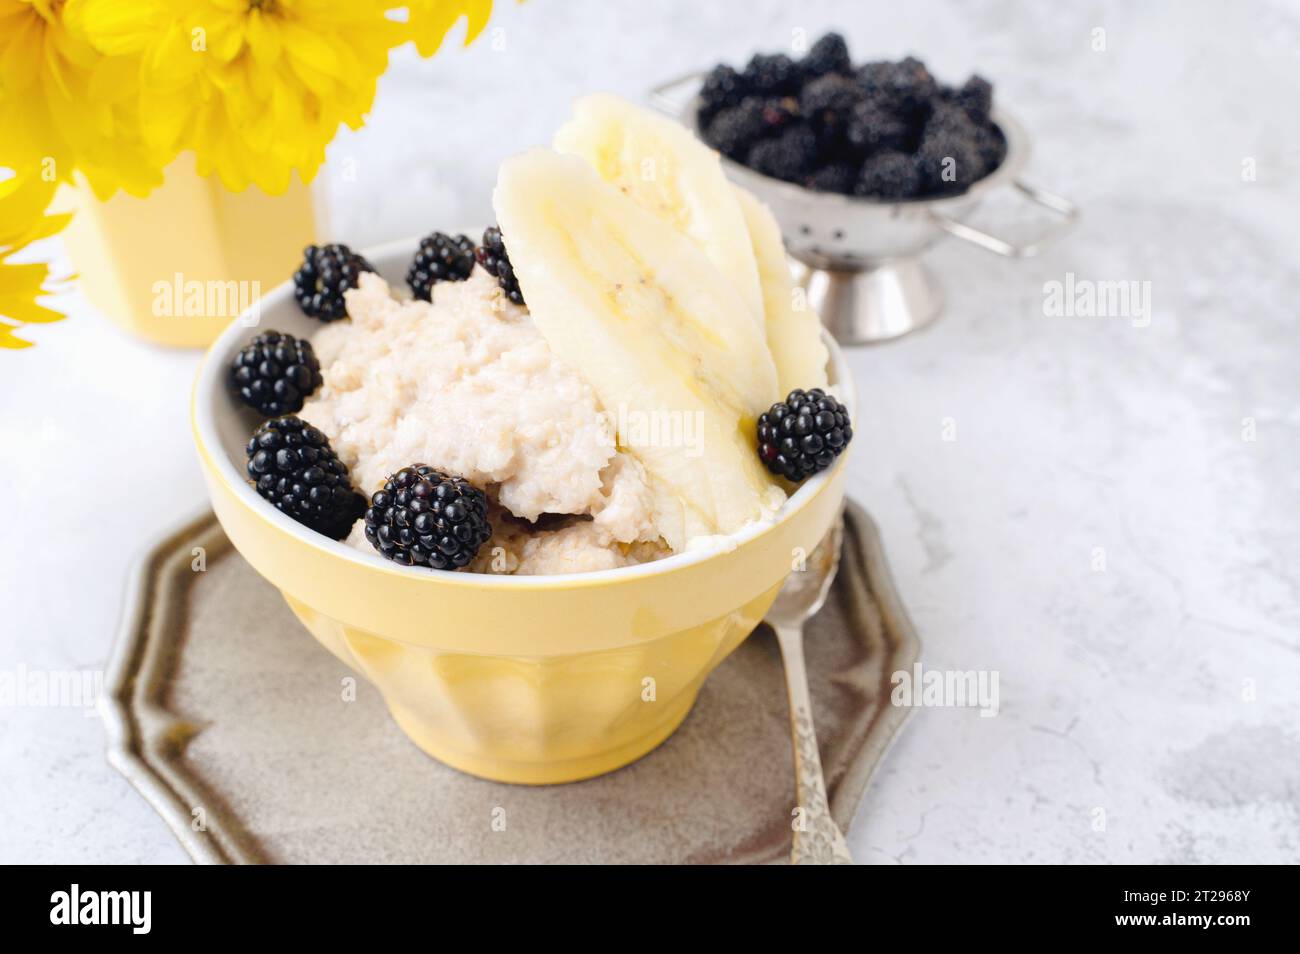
772, 622, 854, 865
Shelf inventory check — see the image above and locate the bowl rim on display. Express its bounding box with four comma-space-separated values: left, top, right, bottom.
192, 235, 855, 590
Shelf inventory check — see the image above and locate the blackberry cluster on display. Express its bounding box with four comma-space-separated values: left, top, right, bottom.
800, 74, 862, 147
363, 465, 492, 570
246, 417, 366, 540
757, 389, 853, 482
805, 162, 858, 194
699, 33, 1006, 199
231, 331, 323, 416
748, 125, 818, 181
704, 96, 797, 160
698, 64, 747, 125
802, 32, 852, 79
857, 150, 922, 200
742, 53, 800, 95
293, 244, 375, 321
475, 226, 525, 306
407, 231, 475, 301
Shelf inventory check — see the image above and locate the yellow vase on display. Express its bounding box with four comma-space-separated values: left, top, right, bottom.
56, 153, 318, 349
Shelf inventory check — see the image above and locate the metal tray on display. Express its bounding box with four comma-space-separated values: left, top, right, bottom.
102, 500, 919, 864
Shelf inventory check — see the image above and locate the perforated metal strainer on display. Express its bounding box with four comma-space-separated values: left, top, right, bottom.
650, 73, 1078, 344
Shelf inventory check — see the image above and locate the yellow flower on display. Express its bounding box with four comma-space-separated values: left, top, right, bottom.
1, 2, 501, 348
0, 0, 162, 199
406, 0, 493, 57
79, 0, 408, 194
0, 172, 72, 349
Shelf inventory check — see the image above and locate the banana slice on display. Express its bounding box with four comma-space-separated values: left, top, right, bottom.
733, 186, 830, 395
494, 148, 783, 549
554, 93, 765, 331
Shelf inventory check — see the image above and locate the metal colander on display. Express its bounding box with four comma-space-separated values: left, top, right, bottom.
650, 72, 1078, 344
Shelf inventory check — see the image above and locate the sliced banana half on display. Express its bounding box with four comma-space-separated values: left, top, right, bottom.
494, 148, 783, 549
733, 185, 830, 395
554, 92, 766, 332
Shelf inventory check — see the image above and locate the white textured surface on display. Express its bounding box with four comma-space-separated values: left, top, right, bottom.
1, 0, 1297, 864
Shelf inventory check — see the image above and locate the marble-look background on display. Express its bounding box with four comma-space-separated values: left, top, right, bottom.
2, 0, 1297, 863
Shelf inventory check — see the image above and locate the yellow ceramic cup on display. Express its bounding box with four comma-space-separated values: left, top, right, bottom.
193, 238, 853, 784
56, 154, 317, 349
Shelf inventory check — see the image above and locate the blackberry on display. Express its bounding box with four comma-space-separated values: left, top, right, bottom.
746, 123, 818, 182
918, 133, 984, 195
475, 226, 524, 306
801, 31, 852, 79
892, 56, 939, 109
246, 417, 365, 540
407, 231, 475, 301
704, 98, 769, 159
363, 465, 492, 570
856, 56, 937, 116
855, 149, 923, 200
742, 53, 799, 95
973, 122, 1007, 173
845, 95, 912, 155
231, 331, 322, 416
855, 60, 893, 93
924, 101, 980, 139
759, 95, 800, 132
698, 63, 748, 124
917, 105, 986, 194
804, 162, 858, 194
799, 74, 862, 129
757, 389, 853, 482
954, 74, 993, 121
293, 243, 375, 322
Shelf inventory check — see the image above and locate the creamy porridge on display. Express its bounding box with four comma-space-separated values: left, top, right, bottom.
300, 271, 666, 574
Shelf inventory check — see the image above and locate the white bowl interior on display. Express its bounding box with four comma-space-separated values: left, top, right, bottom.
194, 236, 856, 586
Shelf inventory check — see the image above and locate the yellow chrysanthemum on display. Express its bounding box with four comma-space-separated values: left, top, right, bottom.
406, 0, 493, 57
78, 0, 408, 194
0, 0, 162, 199
0, 2, 501, 348
0, 172, 72, 349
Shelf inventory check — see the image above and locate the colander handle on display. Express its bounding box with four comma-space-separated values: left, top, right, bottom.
648, 71, 704, 117
928, 180, 1078, 258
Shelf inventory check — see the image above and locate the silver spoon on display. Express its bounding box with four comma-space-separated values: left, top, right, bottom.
765, 515, 853, 865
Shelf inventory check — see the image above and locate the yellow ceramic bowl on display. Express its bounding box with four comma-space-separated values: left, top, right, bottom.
193, 238, 854, 784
